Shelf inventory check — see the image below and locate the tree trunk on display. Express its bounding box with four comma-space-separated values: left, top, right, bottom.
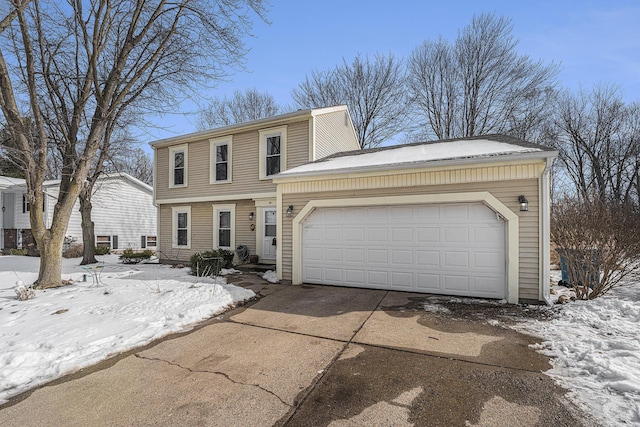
34, 233, 65, 289
79, 195, 97, 265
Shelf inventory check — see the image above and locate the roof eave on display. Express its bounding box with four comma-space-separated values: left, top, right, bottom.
273, 149, 558, 182
149, 105, 349, 148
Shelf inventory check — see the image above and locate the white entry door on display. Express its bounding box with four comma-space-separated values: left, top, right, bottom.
262, 208, 277, 261
302, 203, 506, 299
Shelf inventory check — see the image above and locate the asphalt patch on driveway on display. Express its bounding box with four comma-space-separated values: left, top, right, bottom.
282, 344, 585, 427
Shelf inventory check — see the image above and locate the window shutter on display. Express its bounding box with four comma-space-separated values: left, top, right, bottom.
112, 235, 118, 250
141, 235, 146, 249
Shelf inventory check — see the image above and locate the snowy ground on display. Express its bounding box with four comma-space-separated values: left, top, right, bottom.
0, 254, 255, 405
510, 271, 640, 426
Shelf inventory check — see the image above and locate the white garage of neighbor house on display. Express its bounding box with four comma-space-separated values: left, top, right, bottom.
0, 173, 157, 252
274, 135, 557, 304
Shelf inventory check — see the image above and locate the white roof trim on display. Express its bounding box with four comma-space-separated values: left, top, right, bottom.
276, 139, 557, 179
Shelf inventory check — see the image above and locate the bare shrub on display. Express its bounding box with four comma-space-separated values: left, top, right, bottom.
551, 197, 640, 299
63, 244, 84, 259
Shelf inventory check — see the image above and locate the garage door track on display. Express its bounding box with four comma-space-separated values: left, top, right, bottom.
0, 278, 587, 426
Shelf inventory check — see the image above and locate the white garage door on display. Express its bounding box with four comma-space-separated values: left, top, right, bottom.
302, 203, 506, 299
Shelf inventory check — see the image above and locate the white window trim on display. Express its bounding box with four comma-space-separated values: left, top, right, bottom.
169, 144, 188, 188
209, 136, 233, 184
172, 206, 191, 249
258, 125, 287, 180
213, 203, 236, 250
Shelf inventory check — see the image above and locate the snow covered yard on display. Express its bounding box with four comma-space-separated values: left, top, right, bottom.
0, 254, 254, 405
513, 271, 640, 427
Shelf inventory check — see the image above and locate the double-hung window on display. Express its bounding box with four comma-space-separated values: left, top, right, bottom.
172, 206, 191, 248
169, 144, 188, 187
259, 126, 287, 180
210, 137, 232, 184
213, 204, 235, 249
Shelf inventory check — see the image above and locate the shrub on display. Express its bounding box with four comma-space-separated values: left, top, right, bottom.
95, 245, 111, 255
119, 249, 154, 264
189, 249, 235, 276
9, 249, 28, 256
63, 244, 84, 258
551, 196, 640, 299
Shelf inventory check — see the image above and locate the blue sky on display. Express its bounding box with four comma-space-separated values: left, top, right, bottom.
142, 0, 640, 143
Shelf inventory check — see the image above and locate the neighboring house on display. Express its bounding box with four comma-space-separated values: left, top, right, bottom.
0, 173, 157, 252
152, 107, 557, 304
151, 105, 360, 264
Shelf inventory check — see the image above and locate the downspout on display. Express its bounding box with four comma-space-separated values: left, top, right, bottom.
540, 157, 554, 305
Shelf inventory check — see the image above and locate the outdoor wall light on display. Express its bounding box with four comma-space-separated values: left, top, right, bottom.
518, 195, 529, 212
249, 212, 254, 221
286, 205, 294, 218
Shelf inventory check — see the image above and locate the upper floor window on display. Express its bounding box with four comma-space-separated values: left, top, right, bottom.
258, 126, 287, 180
169, 144, 188, 188
266, 135, 281, 175
210, 137, 232, 184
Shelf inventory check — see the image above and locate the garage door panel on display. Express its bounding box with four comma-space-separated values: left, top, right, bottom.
302, 203, 505, 299
368, 249, 388, 264
474, 252, 503, 270
416, 206, 440, 220
324, 248, 343, 263
417, 227, 439, 243
417, 250, 440, 267
324, 228, 343, 241
444, 251, 469, 268
345, 269, 365, 285
391, 250, 413, 265
345, 248, 365, 263
444, 275, 470, 292
346, 228, 365, 242
391, 227, 413, 243
368, 271, 388, 286
304, 266, 323, 281
416, 273, 440, 291
444, 227, 469, 243
391, 272, 413, 288
367, 228, 388, 242
324, 268, 343, 282
367, 207, 388, 221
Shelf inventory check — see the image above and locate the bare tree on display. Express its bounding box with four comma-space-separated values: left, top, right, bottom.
552, 84, 640, 205
292, 53, 407, 149
0, 0, 266, 288
197, 88, 280, 129
110, 148, 153, 185
552, 196, 640, 299
407, 13, 558, 141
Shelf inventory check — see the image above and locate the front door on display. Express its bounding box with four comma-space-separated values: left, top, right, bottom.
262, 208, 277, 261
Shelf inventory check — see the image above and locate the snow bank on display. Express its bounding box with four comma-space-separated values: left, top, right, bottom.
516, 274, 640, 426
0, 256, 254, 404
262, 270, 279, 283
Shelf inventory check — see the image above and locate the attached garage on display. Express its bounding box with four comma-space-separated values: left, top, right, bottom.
274, 135, 557, 304
302, 203, 506, 299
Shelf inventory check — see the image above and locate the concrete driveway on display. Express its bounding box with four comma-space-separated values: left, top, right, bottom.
0, 275, 587, 427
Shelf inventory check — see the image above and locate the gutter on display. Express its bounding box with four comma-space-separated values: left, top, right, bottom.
540, 156, 555, 305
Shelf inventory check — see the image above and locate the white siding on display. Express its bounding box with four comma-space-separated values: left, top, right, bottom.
2, 176, 157, 251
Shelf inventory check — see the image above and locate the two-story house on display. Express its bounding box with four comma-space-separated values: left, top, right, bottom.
153, 107, 558, 304
151, 105, 360, 264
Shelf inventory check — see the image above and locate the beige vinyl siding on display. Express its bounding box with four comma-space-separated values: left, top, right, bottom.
314, 110, 360, 159
280, 179, 540, 301
155, 121, 311, 202
159, 199, 257, 263
285, 120, 311, 169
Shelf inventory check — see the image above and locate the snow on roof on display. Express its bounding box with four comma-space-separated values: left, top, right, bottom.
0, 176, 25, 188
278, 136, 553, 178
